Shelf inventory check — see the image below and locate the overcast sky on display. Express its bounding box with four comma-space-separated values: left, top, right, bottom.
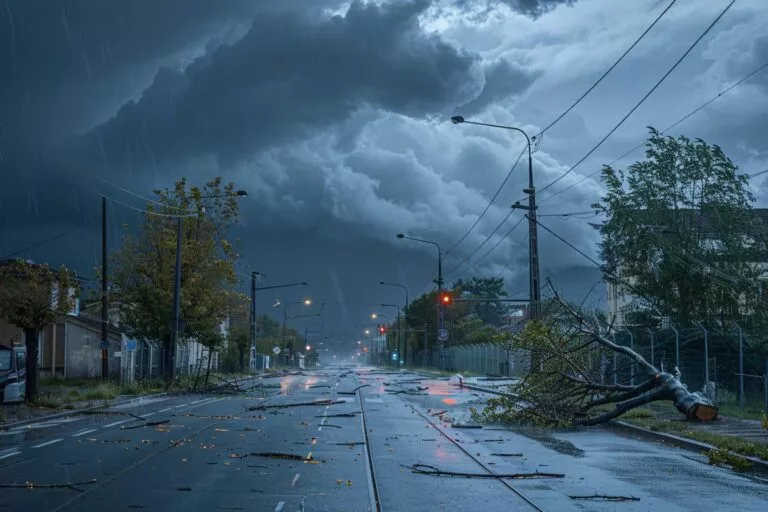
1, 0, 767, 343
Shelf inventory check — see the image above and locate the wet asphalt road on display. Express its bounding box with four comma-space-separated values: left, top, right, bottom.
0, 366, 766, 511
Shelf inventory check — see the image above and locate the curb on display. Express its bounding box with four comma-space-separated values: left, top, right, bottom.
610, 420, 768, 473
0, 392, 170, 430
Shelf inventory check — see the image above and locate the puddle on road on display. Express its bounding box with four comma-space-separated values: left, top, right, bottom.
498, 425, 586, 457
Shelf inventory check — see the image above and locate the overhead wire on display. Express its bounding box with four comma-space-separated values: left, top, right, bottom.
538, 49, 768, 208
446, 210, 516, 276
0, 220, 95, 260
0, 123, 196, 216
532, 0, 736, 198
445, 144, 527, 253
535, 0, 679, 138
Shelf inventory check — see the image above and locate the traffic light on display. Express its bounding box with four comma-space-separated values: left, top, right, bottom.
440, 292, 452, 306
378, 324, 387, 335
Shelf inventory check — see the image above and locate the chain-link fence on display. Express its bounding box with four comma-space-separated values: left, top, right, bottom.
612, 325, 767, 414
408, 343, 530, 378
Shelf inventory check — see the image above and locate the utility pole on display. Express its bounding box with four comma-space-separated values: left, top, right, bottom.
101, 197, 109, 382
250, 272, 257, 373
169, 216, 182, 381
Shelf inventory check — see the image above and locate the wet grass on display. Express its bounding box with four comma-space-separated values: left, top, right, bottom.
624, 417, 768, 462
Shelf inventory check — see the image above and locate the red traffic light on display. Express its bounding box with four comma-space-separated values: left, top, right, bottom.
440, 293, 452, 305
378, 324, 387, 334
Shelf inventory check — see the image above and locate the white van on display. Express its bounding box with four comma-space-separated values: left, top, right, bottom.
0, 343, 27, 404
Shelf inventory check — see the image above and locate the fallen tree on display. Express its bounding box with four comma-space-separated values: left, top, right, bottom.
477, 282, 717, 426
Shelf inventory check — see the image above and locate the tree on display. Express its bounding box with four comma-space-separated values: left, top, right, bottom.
0, 260, 76, 401
110, 177, 240, 378
593, 128, 768, 327
477, 284, 717, 426
452, 277, 510, 326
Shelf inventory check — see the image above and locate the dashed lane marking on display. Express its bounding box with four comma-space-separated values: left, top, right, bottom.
31, 438, 62, 449
72, 428, 98, 438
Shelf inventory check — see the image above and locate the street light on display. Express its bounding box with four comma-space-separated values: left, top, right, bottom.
396, 233, 445, 368
251, 281, 308, 371
169, 189, 248, 380
451, 115, 540, 320
379, 281, 409, 366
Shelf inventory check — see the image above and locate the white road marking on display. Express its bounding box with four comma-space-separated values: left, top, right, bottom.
274, 501, 285, 512
0, 450, 21, 460
31, 438, 62, 449
72, 428, 98, 437
189, 398, 209, 405
157, 407, 174, 413
291, 473, 300, 488
103, 419, 130, 428
142, 412, 156, 419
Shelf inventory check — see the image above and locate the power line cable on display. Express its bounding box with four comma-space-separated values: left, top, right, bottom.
446, 144, 526, 253
533, 0, 736, 197
0, 123, 195, 214
542, 58, 768, 205
0, 220, 94, 260
446, 210, 515, 276
535, 0, 679, 138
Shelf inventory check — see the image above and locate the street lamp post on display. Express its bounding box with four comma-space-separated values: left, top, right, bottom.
451, 115, 541, 321
282, 299, 312, 366
379, 281, 409, 366
371, 312, 390, 366
250, 281, 307, 371
396, 233, 444, 368
168, 189, 248, 380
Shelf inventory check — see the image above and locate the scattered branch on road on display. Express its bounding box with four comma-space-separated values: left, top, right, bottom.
247, 399, 345, 411
451, 424, 483, 429
0, 479, 97, 491
121, 419, 170, 430
402, 464, 564, 479
490, 453, 524, 457
315, 413, 358, 418
308, 385, 331, 389
231, 452, 324, 463
430, 410, 447, 416
476, 279, 718, 426
337, 385, 370, 395
569, 494, 640, 502
319, 424, 343, 428
334, 441, 366, 446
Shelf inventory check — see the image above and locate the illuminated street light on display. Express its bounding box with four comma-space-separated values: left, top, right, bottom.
305, 345, 311, 351
371, 313, 377, 319
304, 298, 312, 305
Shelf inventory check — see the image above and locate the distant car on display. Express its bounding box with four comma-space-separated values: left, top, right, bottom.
0, 343, 26, 404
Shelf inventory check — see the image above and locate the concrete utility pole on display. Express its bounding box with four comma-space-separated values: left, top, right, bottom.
101, 197, 109, 381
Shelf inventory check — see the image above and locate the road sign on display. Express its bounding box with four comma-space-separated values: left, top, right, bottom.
100, 340, 110, 349
272, 346, 281, 355
125, 340, 137, 352
438, 329, 449, 341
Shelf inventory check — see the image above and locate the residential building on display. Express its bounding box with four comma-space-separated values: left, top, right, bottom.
603, 208, 768, 327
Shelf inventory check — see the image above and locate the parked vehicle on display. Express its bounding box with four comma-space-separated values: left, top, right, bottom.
0, 343, 26, 404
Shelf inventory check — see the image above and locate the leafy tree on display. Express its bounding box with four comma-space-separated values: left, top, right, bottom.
0, 260, 77, 401
593, 128, 768, 328
452, 277, 510, 326
109, 177, 240, 378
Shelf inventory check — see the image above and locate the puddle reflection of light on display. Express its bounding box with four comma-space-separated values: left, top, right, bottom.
442, 398, 457, 406
427, 384, 456, 396
280, 378, 292, 394
304, 377, 318, 390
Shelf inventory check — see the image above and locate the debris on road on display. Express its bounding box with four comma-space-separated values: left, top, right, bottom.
0, 479, 97, 491
569, 494, 640, 502
232, 452, 324, 464
121, 419, 171, 430
451, 423, 483, 429
403, 464, 564, 479
248, 399, 344, 411
337, 385, 370, 395
490, 453, 524, 457
315, 412, 358, 418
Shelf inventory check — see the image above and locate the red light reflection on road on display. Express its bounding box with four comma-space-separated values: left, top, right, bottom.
442, 398, 457, 406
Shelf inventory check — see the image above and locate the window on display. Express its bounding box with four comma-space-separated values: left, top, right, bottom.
16, 351, 26, 372
0, 351, 11, 371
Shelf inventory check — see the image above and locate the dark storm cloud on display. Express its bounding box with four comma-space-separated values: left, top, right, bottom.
72, 0, 483, 174
497, 0, 578, 17
457, 58, 538, 115
0, 0, 344, 144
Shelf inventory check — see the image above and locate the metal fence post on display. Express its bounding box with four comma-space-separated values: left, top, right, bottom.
623, 328, 635, 386
669, 325, 680, 371
736, 323, 744, 411
698, 322, 709, 384
612, 333, 618, 385
645, 327, 654, 368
